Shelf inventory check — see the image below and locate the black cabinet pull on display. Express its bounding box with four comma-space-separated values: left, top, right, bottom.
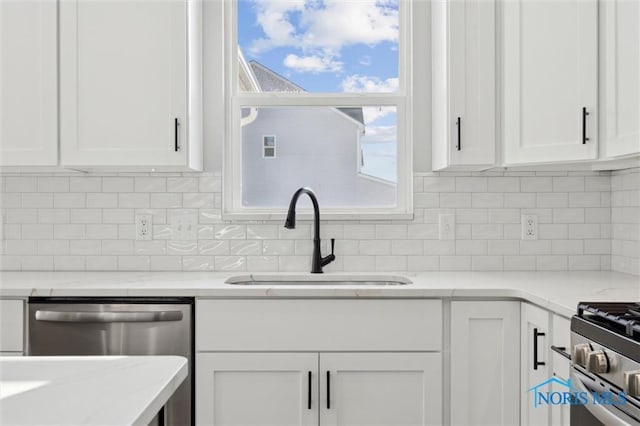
174, 118, 180, 151
326, 370, 331, 409
582, 107, 589, 144
534, 328, 546, 370
551, 345, 571, 360
456, 117, 461, 151
307, 371, 312, 410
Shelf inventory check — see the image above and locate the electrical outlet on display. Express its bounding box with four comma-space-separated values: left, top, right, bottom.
439, 214, 455, 240
135, 214, 153, 240
170, 211, 198, 240
521, 214, 538, 240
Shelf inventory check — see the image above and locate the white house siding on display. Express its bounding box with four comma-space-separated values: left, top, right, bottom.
241, 107, 396, 208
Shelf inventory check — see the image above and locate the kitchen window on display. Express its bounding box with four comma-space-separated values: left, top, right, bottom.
224, 0, 412, 219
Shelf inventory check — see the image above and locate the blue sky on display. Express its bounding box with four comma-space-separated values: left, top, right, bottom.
238, 0, 399, 182
237, 0, 399, 94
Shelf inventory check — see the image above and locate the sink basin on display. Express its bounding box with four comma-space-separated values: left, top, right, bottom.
225, 275, 412, 286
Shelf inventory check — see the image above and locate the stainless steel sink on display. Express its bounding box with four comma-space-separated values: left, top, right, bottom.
225, 275, 412, 286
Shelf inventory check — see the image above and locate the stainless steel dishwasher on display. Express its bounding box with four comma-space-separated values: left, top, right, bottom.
28, 297, 194, 426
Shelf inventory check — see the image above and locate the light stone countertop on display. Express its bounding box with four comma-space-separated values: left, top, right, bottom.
1, 271, 638, 317
0, 355, 187, 426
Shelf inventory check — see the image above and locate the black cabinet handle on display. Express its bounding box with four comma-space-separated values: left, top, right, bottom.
307, 371, 312, 410
534, 328, 546, 370
582, 107, 589, 144
326, 370, 331, 409
551, 345, 571, 360
456, 117, 461, 151
174, 118, 180, 151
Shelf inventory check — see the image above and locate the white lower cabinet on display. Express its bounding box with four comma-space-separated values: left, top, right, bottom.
0, 299, 24, 354
196, 352, 442, 426
521, 303, 551, 426
450, 301, 520, 425
320, 352, 442, 426
196, 352, 317, 426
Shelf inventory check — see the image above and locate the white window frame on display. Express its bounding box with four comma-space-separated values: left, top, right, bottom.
222, 0, 413, 220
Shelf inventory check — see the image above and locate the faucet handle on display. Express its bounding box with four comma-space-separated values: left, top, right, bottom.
330, 238, 335, 255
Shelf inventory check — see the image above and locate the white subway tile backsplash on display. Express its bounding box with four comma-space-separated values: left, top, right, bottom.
37, 177, 69, 192
2, 169, 636, 274
87, 193, 117, 208
102, 177, 133, 192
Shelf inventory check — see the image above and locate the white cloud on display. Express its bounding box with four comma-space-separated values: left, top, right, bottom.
247, 0, 398, 73
359, 55, 372, 66
299, 0, 398, 51
362, 106, 395, 124
362, 125, 396, 144
341, 75, 398, 93
283, 54, 342, 73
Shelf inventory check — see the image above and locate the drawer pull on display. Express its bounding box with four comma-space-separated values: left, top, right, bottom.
551, 345, 571, 360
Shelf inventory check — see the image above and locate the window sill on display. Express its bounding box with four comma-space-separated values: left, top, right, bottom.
222, 209, 414, 222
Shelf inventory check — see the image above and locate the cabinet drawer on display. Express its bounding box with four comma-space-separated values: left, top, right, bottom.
196, 299, 442, 352
0, 300, 24, 352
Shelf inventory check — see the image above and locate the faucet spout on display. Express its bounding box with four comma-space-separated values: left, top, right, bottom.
284, 187, 335, 273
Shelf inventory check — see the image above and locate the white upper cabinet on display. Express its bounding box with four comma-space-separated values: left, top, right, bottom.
432, 0, 496, 170
59, 0, 202, 170
503, 0, 598, 165
600, 0, 640, 159
0, 0, 57, 166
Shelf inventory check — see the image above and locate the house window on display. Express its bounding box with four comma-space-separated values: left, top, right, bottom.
225, 0, 412, 218
263, 135, 276, 158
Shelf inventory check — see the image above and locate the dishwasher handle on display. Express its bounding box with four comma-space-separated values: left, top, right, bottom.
35, 310, 183, 323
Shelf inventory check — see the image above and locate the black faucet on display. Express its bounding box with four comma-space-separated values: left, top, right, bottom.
284, 187, 335, 273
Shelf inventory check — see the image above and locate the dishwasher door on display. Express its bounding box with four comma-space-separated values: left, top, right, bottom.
28, 297, 193, 426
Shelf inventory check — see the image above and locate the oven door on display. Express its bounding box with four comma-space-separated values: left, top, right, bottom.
570, 369, 640, 426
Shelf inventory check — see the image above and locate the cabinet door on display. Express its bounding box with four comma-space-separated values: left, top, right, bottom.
0, 300, 24, 353
521, 303, 551, 426
196, 353, 317, 426
59, 0, 187, 167
450, 301, 520, 426
319, 352, 442, 426
0, 0, 57, 166
600, 0, 640, 158
432, 0, 495, 170
550, 315, 571, 426
503, 0, 598, 164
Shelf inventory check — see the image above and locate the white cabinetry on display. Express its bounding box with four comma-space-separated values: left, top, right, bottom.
0, 0, 57, 166
450, 301, 520, 425
550, 315, 571, 426
0, 299, 24, 354
320, 353, 441, 426
503, 0, 598, 165
196, 299, 443, 426
196, 353, 317, 426
521, 303, 551, 426
59, 0, 202, 170
432, 0, 496, 170
600, 0, 640, 158
197, 352, 441, 426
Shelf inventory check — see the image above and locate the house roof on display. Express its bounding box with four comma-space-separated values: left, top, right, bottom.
248, 59, 365, 127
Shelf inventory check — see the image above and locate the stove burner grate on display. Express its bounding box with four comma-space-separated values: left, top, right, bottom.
577, 302, 640, 340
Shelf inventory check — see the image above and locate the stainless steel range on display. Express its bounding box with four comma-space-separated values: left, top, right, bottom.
570, 302, 640, 425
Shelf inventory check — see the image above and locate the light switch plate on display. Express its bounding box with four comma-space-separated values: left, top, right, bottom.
170, 211, 198, 240
439, 214, 455, 240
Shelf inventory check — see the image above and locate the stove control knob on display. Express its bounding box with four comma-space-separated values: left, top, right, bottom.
586, 350, 609, 374
623, 370, 640, 398
572, 343, 590, 367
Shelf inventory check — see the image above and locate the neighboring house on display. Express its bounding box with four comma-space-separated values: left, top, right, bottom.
238, 49, 396, 208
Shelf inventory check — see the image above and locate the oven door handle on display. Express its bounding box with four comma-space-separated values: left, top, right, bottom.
572, 371, 633, 426
35, 310, 183, 323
